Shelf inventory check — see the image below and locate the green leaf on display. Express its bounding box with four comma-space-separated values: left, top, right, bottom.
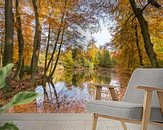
0, 123, 19, 130
0, 101, 12, 113
0, 92, 37, 113
0, 63, 14, 89
12, 92, 38, 105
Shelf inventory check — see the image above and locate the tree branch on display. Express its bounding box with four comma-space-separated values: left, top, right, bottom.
148, 0, 161, 8
141, 2, 150, 12
124, 13, 134, 26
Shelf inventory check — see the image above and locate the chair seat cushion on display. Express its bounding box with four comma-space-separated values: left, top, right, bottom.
86, 100, 163, 122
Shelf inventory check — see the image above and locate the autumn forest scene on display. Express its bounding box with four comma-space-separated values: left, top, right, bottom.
0, 0, 163, 115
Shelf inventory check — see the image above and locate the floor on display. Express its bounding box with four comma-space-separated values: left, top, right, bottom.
0, 113, 124, 130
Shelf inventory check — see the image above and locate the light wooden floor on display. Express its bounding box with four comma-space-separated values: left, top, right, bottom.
0, 113, 125, 130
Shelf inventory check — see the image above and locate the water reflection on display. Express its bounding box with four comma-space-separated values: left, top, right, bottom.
35, 86, 44, 112
55, 69, 113, 86
35, 69, 120, 113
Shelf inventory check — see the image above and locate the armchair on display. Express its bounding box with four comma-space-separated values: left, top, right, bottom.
86, 69, 163, 130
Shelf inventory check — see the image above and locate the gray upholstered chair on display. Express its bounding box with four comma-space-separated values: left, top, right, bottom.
86, 68, 163, 130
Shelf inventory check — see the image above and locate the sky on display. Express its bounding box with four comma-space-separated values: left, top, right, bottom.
92, 24, 112, 47
80, 20, 113, 48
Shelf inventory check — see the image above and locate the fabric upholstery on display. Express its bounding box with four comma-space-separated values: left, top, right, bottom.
86, 100, 163, 122
123, 69, 163, 106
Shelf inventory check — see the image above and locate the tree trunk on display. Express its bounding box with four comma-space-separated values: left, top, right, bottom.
129, 0, 159, 68
3, 0, 14, 66
15, 0, 25, 79
44, 15, 64, 76
44, 26, 51, 76
49, 28, 65, 78
135, 24, 144, 67
31, 0, 42, 86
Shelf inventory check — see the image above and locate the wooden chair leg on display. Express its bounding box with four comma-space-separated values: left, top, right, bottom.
92, 113, 98, 130
109, 87, 118, 101
95, 87, 102, 100
141, 90, 152, 130
121, 121, 127, 130
157, 91, 163, 114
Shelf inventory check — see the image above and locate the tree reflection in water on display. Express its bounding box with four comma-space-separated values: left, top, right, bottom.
35, 68, 121, 113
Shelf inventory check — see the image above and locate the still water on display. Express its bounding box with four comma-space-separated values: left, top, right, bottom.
35, 68, 120, 113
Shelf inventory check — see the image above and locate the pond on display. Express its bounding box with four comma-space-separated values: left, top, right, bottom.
9, 68, 123, 113
34, 68, 121, 113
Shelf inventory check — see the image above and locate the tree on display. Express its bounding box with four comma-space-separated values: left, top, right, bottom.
134, 24, 144, 67
98, 47, 112, 67
3, 0, 14, 66
129, 0, 161, 67
86, 39, 98, 65
15, 0, 25, 79
30, 0, 42, 85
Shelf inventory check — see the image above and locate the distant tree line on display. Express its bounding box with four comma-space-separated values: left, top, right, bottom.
62, 39, 113, 69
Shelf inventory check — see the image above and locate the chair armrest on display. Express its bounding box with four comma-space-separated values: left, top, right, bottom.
89, 83, 115, 89
137, 86, 163, 109
89, 83, 118, 101
137, 86, 163, 92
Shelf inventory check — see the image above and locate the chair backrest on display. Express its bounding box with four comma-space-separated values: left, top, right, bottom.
122, 68, 163, 107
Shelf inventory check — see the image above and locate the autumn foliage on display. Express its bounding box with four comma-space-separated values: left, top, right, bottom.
0, 0, 162, 112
